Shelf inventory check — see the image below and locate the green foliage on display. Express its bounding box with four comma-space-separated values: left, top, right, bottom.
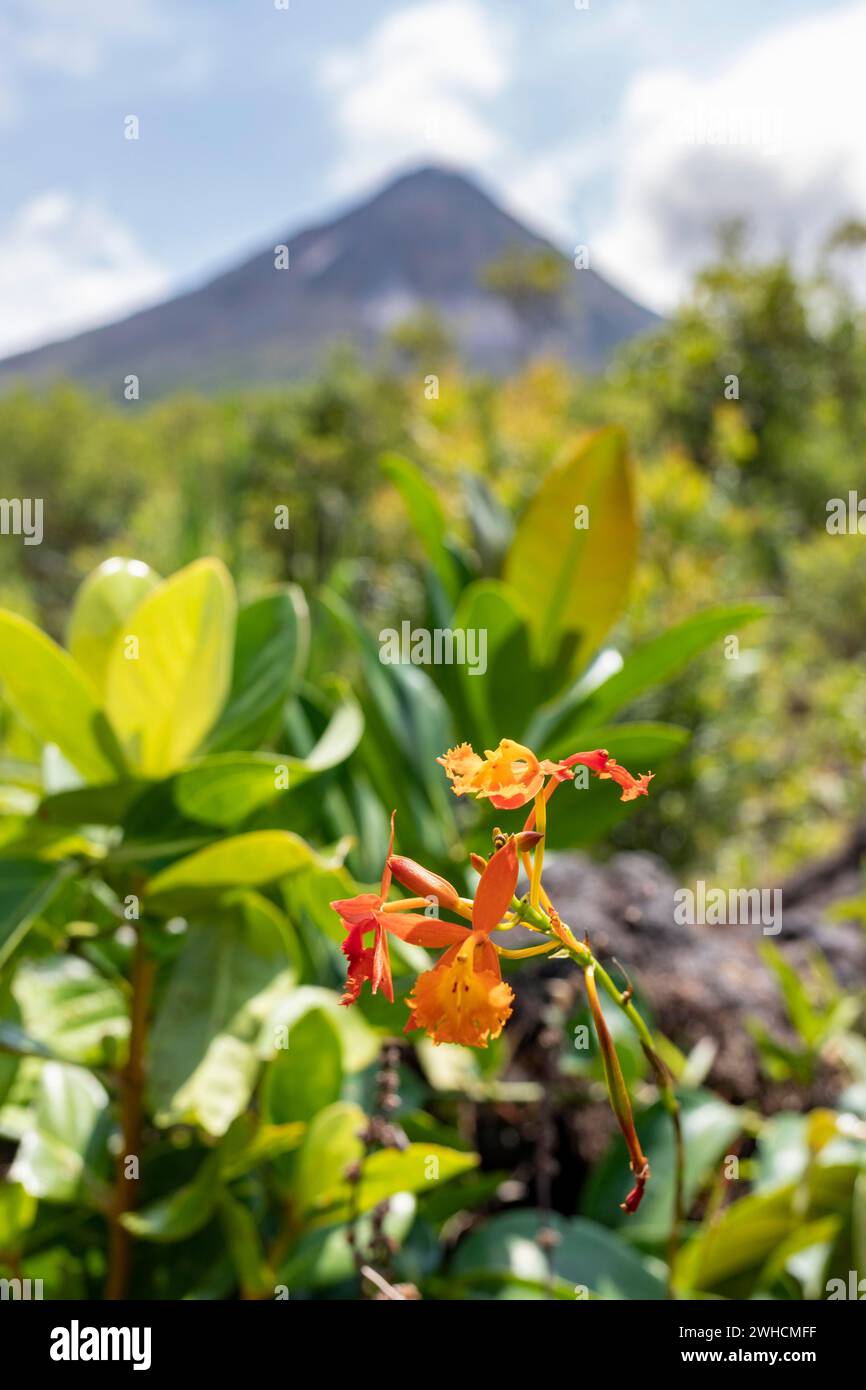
3, 231, 866, 1300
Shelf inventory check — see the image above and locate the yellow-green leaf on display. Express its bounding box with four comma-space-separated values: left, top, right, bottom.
147, 831, 315, 907
504, 426, 637, 670
67, 557, 160, 694
104, 557, 236, 777
0, 610, 124, 782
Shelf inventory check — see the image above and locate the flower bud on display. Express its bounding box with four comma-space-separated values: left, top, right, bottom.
515, 830, 544, 851
387, 856, 460, 910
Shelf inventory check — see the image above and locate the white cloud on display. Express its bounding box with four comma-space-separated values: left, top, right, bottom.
596, 1, 866, 310
15, 0, 170, 76
0, 194, 168, 358
321, 0, 509, 194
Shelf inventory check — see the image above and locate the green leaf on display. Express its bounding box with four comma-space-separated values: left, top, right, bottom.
0, 610, 124, 782
12, 955, 129, 1065
547, 602, 767, 736
219, 1119, 305, 1180
219, 1192, 272, 1296
676, 1185, 797, 1293
451, 580, 540, 744
324, 1143, 478, 1221
38, 780, 143, 827
261, 1008, 343, 1125
122, 1150, 222, 1243
451, 1209, 666, 1299
0, 1182, 37, 1251
174, 754, 294, 828
261, 984, 381, 1073
9, 1061, 111, 1205
0, 860, 72, 969
148, 893, 296, 1136
66, 557, 161, 694
294, 1102, 366, 1219
147, 830, 315, 911
504, 427, 637, 670
174, 694, 363, 828
381, 452, 460, 599
205, 586, 309, 753
105, 557, 236, 778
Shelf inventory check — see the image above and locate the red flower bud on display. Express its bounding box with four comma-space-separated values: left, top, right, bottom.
387, 856, 461, 910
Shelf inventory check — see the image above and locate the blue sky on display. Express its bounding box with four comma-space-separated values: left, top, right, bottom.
0, 0, 862, 355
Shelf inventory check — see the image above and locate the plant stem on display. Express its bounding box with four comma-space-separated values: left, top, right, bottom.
105, 925, 154, 1300
510, 891, 685, 1293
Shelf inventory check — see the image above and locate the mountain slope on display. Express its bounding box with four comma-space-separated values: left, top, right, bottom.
0, 167, 658, 393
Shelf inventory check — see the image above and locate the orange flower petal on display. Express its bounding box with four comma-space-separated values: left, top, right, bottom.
383, 916, 470, 948
438, 738, 553, 810
472, 838, 519, 936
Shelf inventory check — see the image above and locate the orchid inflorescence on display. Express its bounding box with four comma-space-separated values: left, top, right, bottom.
331, 737, 681, 1217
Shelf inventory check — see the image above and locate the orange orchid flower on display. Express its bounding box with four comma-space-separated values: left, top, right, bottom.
438, 739, 653, 808
437, 739, 564, 809
330, 814, 454, 1006
404, 837, 519, 1047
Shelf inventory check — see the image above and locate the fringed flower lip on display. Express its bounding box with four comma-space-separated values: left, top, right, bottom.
438, 738, 653, 809
404, 837, 519, 1047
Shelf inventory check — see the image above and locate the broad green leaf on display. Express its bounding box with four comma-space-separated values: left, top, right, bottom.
220, 1192, 272, 1297
205, 586, 309, 753
544, 602, 767, 738
38, 780, 143, 827
13, 956, 129, 1065
174, 694, 362, 828
504, 427, 637, 670
105, 557, 236, 777
122, 1150, 222, 1243
148, 894, 296, 1136
261, 1008, 343, 1125
147, 830, 315, 911
294, 1101, 366, 1219
324, 1143, 478, 1221
219, 1120, 305, 1180
0, 1021, 58, 1061
174, 754, 296, 828
676, 1184, 797, 1293
261, 985, 381, 1073
0, 860, 72, 969
753, 1113, 811, 1191
0, 610, 124, 782
451, 1209, 666, 1300
452, 579, 540, 745
381, 452, 460, 599
67, 557, 160, 694
9, 1061, 111, 1206
0, 1182, 37, 1250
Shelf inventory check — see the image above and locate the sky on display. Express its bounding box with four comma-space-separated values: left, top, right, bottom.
0, 0, 864, 357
